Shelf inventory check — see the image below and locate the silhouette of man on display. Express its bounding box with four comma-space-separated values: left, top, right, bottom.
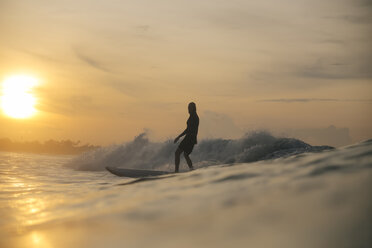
174, 102, 199, 173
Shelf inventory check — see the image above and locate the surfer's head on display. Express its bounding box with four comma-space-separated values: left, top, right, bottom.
188, 102, 196, 114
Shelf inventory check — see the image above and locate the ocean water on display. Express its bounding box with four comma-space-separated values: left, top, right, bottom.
1, 133, 371, 248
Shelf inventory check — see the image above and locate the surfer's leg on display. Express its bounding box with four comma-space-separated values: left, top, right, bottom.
175, 148, 182, 173
184, 153, 194, 170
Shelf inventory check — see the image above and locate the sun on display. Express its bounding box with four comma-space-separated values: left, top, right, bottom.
1, 75, 38, 118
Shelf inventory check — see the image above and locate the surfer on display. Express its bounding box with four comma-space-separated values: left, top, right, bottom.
174, 102, 199, 173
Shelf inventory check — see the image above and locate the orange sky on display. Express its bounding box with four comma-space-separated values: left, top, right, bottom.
0, 0, 371, 146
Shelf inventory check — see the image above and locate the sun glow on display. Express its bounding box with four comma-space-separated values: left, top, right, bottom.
1, 75, 38, 118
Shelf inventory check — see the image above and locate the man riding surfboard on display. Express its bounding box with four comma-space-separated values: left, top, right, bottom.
174, 102, 199, 173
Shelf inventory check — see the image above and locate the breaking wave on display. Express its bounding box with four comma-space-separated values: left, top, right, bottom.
66, 131, 334, 171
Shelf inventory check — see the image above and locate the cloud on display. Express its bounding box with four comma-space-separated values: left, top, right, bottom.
37, 93, 103, 116
260, 98, 338, 103
320, 39, 346, 45
72, 47, 111, 73
17, 48, 61, 63
338, 15, 372, 24
135, 25, 150, 32
258, 98, 372, 103
323, 13, 372, 25
105, 79, 166, 98
296, 57, 372, 79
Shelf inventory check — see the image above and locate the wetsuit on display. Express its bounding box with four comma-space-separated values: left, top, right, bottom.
178, 112, 199, 155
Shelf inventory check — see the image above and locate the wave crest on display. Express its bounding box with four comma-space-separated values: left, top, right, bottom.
66, 131, 333, 171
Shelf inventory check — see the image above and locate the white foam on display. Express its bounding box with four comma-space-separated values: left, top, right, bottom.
66, 131, 333, 171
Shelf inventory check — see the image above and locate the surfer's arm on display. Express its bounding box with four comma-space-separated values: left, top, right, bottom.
174, 129, 187, 143
179, 129, 187, 137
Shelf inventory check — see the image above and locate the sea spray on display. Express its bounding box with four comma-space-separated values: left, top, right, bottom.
66, 131, 333, 171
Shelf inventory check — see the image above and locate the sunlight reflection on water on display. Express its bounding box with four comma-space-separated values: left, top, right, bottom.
0, 143, 371, 248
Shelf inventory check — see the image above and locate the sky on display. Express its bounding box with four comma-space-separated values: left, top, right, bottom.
0, 0, 371, 146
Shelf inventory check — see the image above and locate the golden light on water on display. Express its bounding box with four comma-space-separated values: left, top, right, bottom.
1, 75, 38, 119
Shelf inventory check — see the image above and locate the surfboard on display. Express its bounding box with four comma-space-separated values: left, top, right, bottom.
106, 166, 170, 178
